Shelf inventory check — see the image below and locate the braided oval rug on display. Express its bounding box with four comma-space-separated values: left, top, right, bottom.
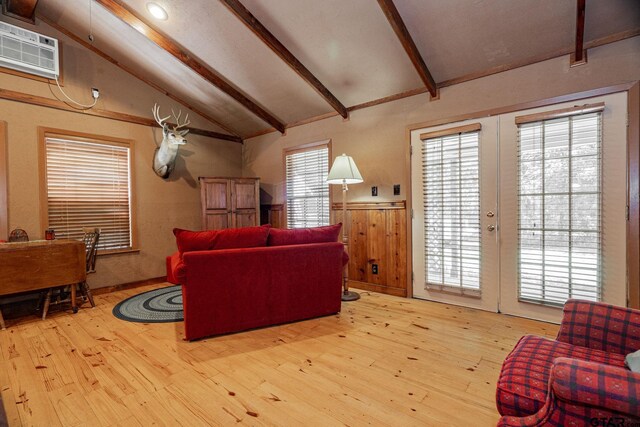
112, 285, 183, 323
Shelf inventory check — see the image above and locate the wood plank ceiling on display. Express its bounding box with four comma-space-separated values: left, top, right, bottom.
14, 0, 640, 140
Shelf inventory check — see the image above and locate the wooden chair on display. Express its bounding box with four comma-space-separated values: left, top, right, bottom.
41, 228, 100, 318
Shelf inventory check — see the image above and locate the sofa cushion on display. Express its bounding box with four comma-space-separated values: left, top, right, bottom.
268, 223, 341, 246
212, 225, 271, 250
173, 225, 270, 255
173, 229, 217, 254
496, 334, 627, 417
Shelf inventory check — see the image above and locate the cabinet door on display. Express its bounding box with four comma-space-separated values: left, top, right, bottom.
231, 179, 259, 227
201, 179, 231, 230
205, 212, 231, 230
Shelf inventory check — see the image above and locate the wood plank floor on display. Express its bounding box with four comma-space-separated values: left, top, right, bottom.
0, 284, 558, 426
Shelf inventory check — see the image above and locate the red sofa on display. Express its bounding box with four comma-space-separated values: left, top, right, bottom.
496, 299, 640, 426
166, 225, 346, 340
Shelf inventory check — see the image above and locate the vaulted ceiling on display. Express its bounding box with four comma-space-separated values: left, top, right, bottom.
27, 0, 640, 140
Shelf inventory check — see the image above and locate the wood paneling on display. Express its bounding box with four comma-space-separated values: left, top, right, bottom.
261, 204, 285, 228
0, 121, 7, 240
333, 201, 407, 297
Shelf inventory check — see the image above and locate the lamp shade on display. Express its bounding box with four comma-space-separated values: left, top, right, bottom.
327, 153, 364, 184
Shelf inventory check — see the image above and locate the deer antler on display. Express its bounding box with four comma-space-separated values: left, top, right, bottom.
172, 108, 191, 130
152, 103, 170, 127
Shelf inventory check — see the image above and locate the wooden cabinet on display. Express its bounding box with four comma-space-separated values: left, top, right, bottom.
199, 177, 260, 230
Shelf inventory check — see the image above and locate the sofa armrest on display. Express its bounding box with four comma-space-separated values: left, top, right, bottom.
497, 358, 640, 427
556, 299, 640, 355
550, 357, 640, 417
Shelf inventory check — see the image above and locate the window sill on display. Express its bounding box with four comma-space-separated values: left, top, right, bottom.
97, 248, 140, 257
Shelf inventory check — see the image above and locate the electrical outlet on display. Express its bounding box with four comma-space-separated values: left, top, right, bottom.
91, 88, 100, 99
371, 186, 378, 196
372, 264, 378, 274
393, 184, 401, 195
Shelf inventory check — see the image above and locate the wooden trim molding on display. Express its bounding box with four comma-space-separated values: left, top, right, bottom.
514, 102, 604, 125
628, 82, 640, 309
37, 14, 239, 138
376, 0, 438, 98
94, 0, 286, 134
420, 123, 481, 140
220, 0, 348, 119
0, 88, 241, 142
38, 127, 139, 249
0, 121, 7, 240
407, 83, 635, 132
243, 31, 640, 141
571, 0, 587, 66
332, 201, 406, 210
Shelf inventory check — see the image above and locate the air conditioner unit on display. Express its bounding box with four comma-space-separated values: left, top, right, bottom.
0, 21, 59, 79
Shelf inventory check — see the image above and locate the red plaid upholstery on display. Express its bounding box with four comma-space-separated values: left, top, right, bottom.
496, 300, 640, 426
496, 335, 626, 417
556, 299, 640, 355
497, 358, 640, 426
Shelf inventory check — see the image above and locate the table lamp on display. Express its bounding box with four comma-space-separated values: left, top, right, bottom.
327, 153, 364, 301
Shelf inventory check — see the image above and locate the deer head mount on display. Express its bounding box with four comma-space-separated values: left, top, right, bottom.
152, 103, 191, 179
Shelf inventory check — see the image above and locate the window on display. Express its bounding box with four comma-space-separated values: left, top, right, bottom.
517, 111, 602, 305
421, 128, 481, 295
284, 142, 330, 228
41, 130, 135, 252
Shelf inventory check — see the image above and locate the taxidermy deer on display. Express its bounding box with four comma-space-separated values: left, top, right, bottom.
152, 103, 191, 179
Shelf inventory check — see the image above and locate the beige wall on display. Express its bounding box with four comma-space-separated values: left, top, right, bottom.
243, 37, 640, 204
0, 18, 242, 288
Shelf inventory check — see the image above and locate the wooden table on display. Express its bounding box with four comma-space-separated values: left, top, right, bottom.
0, 239, 85, 328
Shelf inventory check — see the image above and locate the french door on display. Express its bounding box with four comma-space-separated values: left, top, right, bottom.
411, 92, 628, 322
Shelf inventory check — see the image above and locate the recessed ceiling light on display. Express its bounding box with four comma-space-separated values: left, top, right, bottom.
146, 2, 168, 21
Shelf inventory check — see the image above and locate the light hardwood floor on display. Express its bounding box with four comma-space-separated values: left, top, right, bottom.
0, 284, 558, 426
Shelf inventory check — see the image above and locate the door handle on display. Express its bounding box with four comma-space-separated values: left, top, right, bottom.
487, 224, 496, 232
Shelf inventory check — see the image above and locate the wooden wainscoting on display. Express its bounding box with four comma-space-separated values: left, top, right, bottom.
333, 201, 407, 297
261, 204, 285, 229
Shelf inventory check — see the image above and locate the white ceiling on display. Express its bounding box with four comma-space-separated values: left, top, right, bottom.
35, 0, 640, 139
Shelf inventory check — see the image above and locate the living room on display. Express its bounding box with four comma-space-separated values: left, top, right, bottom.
0, 0, 639, 425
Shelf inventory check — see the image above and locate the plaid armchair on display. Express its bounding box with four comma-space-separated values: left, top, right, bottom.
496, 299, 640, 426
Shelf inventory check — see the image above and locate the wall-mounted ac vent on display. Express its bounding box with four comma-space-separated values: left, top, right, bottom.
0, 21, 59, 79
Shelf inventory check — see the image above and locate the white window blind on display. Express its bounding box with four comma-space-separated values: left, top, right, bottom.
422, 131, 481, 295
518, 112, 602, 306
285, 146, 329, 228
45, 137, 133, 251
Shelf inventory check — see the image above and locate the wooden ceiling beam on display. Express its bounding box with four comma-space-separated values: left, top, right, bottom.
37, 14, 242, 139
2, 0, 39, 24
571, 0, 587, 66
0, 88, 242, 142
376, 0, 438, 98
94, 0, 286, 134
220, 0, 348, 119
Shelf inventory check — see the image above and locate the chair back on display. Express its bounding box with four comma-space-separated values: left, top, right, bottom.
8, 228, 29, 242
82, 227, 101, 273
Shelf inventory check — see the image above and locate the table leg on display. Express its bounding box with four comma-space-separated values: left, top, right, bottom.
71, 284, 78, 313
0, 308, 5, 330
